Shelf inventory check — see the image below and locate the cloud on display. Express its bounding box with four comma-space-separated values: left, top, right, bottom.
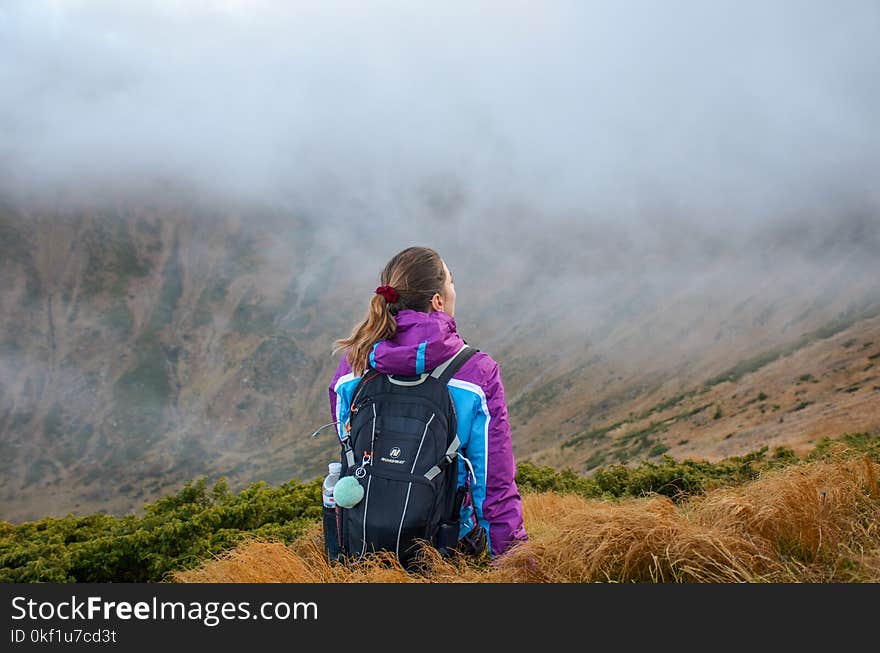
1, 0, 879, 228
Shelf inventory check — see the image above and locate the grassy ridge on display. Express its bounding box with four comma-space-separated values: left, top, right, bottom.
2, 433, 877, 583
705, 303, 880, 387
175, 446, 880, 583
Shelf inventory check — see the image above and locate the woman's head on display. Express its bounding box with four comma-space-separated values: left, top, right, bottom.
379, 246, 455, 316
332, 246, 456, 376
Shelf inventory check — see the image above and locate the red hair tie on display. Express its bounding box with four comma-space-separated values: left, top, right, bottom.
375, 285, 399, 303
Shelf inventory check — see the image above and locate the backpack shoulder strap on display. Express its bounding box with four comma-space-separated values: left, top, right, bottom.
348, 368, 383, 413
431, 344, 479, 385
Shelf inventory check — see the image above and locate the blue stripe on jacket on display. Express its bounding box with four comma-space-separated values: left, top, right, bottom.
448, 382, 492, 552
415, 340, 427, 374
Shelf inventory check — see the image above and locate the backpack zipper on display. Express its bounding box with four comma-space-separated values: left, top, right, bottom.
350, 372, 382, 415
395, 412, 436, 558
360, 402, 378, 556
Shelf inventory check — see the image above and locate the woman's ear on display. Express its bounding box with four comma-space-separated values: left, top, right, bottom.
431, 292, 443, 313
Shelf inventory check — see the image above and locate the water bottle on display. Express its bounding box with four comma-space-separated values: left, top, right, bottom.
322, 462, 342, 561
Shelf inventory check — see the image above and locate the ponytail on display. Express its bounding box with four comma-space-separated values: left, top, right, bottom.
332, 292, 399, 377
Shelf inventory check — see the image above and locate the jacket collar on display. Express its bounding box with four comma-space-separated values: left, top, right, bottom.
368, 309, 465, 375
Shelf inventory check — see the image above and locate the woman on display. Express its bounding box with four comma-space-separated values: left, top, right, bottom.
328, 246, 527, 558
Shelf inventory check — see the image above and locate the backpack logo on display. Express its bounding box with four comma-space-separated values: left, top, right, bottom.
381, 446, 406, 465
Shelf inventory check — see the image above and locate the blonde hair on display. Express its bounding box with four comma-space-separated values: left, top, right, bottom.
332, 246, 447, 376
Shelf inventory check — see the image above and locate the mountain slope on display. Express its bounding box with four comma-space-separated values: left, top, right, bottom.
526, 311, 880, 470
1, 191, 879, 522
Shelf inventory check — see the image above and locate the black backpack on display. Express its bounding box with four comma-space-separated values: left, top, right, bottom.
335, 345, 479, 569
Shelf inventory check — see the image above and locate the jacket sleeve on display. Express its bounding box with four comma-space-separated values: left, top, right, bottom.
328, 355, 354, 438
467, 360, 528, 557
329, 363, 343, 424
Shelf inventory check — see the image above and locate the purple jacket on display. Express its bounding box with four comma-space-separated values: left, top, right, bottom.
328, 309, 528, 557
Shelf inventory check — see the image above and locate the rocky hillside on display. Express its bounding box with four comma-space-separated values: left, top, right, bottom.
527, 311, 880, 470
2, 189, 879, 522
0, 192, 359, 521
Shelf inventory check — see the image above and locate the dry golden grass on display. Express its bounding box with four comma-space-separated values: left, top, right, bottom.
170, 456, 880, 583
168, 524, 481, 584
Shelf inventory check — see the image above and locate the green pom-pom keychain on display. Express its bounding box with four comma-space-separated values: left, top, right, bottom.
333, 475, 365, 508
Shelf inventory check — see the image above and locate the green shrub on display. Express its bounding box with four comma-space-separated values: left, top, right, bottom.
515, 463, 598, 496
521, 435, 879, 503
0, 476, 322, 583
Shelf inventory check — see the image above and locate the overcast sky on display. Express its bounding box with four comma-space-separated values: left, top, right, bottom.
1, 1, 879, 234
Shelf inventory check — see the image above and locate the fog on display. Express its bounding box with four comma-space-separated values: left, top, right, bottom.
3, 0, 880, 352
3, 1, 879, 229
